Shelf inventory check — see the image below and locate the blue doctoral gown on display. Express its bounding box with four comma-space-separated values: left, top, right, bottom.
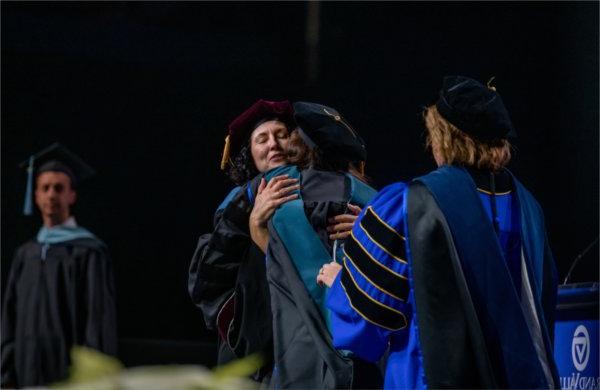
327, 166, 559, 389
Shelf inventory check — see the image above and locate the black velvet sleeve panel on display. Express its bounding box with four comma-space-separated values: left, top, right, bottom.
407, 182, 498, 388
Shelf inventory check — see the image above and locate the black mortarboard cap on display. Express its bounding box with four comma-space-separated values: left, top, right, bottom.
19, 142, 95, 215
293, 102, 367, 162
436, 76, 517, 141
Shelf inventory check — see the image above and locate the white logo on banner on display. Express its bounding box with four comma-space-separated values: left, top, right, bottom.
572, 325, 590, 372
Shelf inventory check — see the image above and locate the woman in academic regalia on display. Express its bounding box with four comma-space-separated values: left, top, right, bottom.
318, 76, 560, 389
188, 99, 297, 380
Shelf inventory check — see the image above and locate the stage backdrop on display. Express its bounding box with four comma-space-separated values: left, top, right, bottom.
2, 2, 598, 366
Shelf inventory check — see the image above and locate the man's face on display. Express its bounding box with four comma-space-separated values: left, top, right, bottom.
250, 120, 291, 172
35, 171, 76, 225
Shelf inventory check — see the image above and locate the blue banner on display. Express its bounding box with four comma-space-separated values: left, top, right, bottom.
554, 284, 599, 390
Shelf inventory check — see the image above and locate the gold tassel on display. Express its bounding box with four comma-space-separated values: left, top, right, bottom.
487, 76, 497, 91
220, 135, 231, 170
359, 161, 366, 176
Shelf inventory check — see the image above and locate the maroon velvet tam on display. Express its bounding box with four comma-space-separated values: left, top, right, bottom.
227, 99, 294, 157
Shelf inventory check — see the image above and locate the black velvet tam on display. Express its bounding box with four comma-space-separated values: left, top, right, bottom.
436, 76, 517, 141
293, 101, 367, 162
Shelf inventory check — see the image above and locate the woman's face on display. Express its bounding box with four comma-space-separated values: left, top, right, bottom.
250, 120, 291, 172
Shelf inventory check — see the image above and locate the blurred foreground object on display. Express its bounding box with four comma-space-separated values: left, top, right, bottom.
53, 346, 262, 390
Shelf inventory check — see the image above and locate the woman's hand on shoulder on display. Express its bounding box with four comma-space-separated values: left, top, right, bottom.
249, 175, 299, 229
249, 175, 299, 252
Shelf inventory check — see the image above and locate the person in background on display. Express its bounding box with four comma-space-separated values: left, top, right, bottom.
319, 76, 559, 389
1, 143, 117, 388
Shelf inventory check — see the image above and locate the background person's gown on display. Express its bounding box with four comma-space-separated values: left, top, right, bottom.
1, 232, 117, 388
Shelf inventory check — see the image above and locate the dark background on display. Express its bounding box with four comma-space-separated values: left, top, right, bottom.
2, 1, 598, 366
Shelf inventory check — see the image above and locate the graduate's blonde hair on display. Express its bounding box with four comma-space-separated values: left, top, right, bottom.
424, 105, 512, 171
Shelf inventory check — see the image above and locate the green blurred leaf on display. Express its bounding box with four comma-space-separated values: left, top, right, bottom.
212, 353, 264, 381
53, 346, 262, 389
52, 346, 123, 388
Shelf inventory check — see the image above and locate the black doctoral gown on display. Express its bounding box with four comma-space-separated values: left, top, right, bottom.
1, 237, 117, 388
189, 167, 381, 388
262, 167, 381, 389
188, 186, 273, 380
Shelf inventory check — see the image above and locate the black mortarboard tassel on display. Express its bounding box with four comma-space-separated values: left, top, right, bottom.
293, 102, 367, 163
436, 76, 517, 141
19, 142, 95, 215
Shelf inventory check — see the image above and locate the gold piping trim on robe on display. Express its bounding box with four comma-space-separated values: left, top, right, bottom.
358, 220, 407, 264
476, 188, 512, 196
339, 269, 407, 332
366, 206, 406, 240
343, 248, 406, 302
349, 231, 408, 281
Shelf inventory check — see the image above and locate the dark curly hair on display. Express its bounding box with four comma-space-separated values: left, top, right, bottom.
227, 144, 259, 186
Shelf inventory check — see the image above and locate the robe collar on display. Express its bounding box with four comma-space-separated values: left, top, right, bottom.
37, 216, 97, 244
